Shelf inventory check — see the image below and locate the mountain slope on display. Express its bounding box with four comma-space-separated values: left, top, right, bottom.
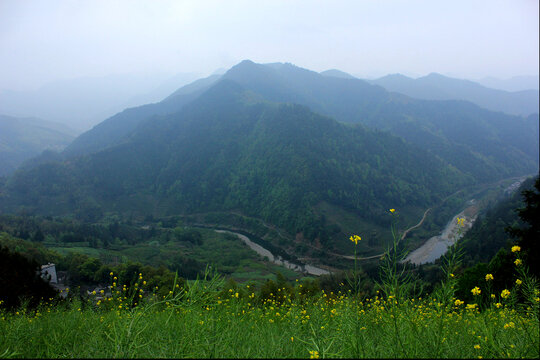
1, 80, 467, 243
220, 61, 538, 182
0, 115, 76, 176
368, 72, 539, 116
60, 61, 538, 185
63, 74, 221, 158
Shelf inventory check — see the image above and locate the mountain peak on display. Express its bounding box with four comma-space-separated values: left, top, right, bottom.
424, 72, 446, 79
320, 69, 356, 79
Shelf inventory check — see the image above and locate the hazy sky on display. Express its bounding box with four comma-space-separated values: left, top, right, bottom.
1, 0, 538, 91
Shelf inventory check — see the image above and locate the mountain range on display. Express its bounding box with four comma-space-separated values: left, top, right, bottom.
1, 60, 538, 254
367, 73, 539, 116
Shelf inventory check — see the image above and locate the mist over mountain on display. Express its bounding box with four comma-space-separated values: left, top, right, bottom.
1, 60, 538, 252
0, 72, 200, 131
55, 60, 539, 182
476, 75, 539, 92
368, 73, 539, 116
0, 114, 76, 176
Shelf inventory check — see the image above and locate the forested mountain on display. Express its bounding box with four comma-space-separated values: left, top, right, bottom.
1, 60, 538, 251
61, 61, 538, 185
220, 61, 538, 182
1, 80, 466, 241
63, 74, 221, 157
368, 72, 539, 116
0, 115, 76, 176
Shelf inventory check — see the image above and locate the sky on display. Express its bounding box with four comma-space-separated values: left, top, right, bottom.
1, 0, 538, 91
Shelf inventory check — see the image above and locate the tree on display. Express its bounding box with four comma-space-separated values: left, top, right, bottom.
507, 176, 540, 278
0, 246, 57, 311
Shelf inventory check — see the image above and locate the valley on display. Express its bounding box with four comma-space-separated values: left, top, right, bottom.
1, 3, 539, 358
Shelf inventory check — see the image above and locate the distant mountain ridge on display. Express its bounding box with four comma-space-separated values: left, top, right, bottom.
368, 72, 539, 116
61, 60, 538, 183
476, 75, 539, 92
320, 69, 357, 79
0, 115, 76, 176
0, 73, 200, 131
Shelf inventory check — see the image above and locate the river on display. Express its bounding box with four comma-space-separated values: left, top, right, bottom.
214, 230, 330, 276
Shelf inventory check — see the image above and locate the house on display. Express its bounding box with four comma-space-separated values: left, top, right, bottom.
40, 263, 57, 284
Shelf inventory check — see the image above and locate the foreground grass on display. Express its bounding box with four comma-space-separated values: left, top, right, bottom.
1, 290, 538, 358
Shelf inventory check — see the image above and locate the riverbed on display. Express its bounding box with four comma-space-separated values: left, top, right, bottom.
215, 230, 330, 276
403, 203, 477, 265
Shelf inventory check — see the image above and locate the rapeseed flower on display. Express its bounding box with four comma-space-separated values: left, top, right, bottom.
349, 235, 361, 244
485, 274, 493, 281
309, 350, 320, 359
501, 289, 511, 299
511, 245, 521, 253
516, 279, 522, 285
471, 287, 481, 296
514, 259, 522, 266
504, 322, 515, 329
389, 209, 395, 213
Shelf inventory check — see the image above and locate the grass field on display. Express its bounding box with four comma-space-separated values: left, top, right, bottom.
1, 279, 538, 358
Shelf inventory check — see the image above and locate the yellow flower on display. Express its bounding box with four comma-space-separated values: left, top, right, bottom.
471, 286, 481, 296
454, 299, 464, 306
511, 245, 521, 253
291, 337, 294, 342
349, 235, 361, 244
309, 350, 320, 359
466, 304, 478, 310
109, 272, 113, 276
495, 302, 502, 308
501, 289, 511, 299
504, 322, 515, 329
389, 209, 396, 213
474, 344, 481, 350
514, 259, 522, 266
485, 274, 493, 281
516, 279, 522, 285
457, 217, 465, 227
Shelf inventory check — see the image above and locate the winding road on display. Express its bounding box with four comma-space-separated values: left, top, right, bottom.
325, 207, 431, 261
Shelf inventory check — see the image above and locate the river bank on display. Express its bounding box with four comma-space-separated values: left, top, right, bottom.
215, 229, 330, 276
403, 201, 478, 265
